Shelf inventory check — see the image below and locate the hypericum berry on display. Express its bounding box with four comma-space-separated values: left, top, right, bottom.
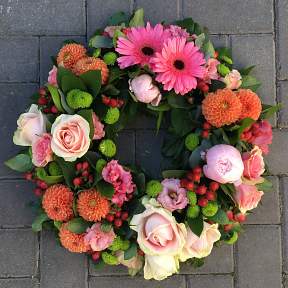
196, 185, 207, 195
82, 161, 89, 170
198, 197, 208, 207
51, 105, 58, 114
186, 172, 194, 181
180, 179, 189, 188
88, 175, 93, 183
106, 214, 114, 222
76, 162, 83, 171
201, 130, 210, 138
186, 181, 194, 191
24, 172, 33, 181
39, 87, 46, 96
39, 181, 48, 190
73, 177, 82, 187
203, 121, 212, 130
187, 205, 200, 219
206, 190, 216, 201
121, 211, 129, 221
192, 166, 202, 175
102, 95, 111, 106
91, 251, 101, 261
226, 210, 234, 221
202, 201, 218, 217
138, 249, 145, 257
192, 173, 201, 183
115, 211, 121, 218
109, 99, 118, 108
117, 99, 124, 107
43, 108, 51, 114
235, 213, 246, 223
38, 97, 48, 106
82, 170, 89, 178
114, 218, 123, 228
224, 224, 233, 232
34, 188, 43, 197
209, 181, 220, 192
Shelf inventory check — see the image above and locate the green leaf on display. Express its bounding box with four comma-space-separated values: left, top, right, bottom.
55, 157, 76, 188
79, 70, 102, 97
239, 65, 256, 76
202, 40, 215, 58
35, 167, 64, 185
124, 242, 137, 260
189, 139, 212, 168
187, 215, 203, 237
89, 35, 113, 48
219, 55, 233, 65
58, 89, 74, 114
156, 111, 164, 133
170, 109, 193, 136
97, 180, 115, 199
209, 80, 226, 92
175, 18, 203, 35
32, 213, 49, 232
208, 209, 230, 224
240, 75, 261, 92
108, 11, 128, 25
237, 118, 255, 136
5, 154, 33, 172
195, 33, 206, 48
133, 172, 146, 195
256, 178, 273, 192
54, 220, 62, 230
77, 109, 95, 140
67, 218, 89, 234
260, 103, 282, 119
162, 170, 187, 178
129, 8, 144, 27
147, 103, 170, 112
46, 84, 64, 113
216, 47, 232, 59
57, 67, 86, 93
113, 29, 125, 47
167, 92, 189, 109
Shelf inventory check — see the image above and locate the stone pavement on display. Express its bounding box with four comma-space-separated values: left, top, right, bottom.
0, 0, 287, 287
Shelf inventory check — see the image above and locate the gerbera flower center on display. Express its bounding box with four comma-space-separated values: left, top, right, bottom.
141, 46, 154, 56
173, 60, 185, 70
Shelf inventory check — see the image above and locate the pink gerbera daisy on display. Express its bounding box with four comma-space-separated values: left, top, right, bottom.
152, 37, 206, 95
116, 22, 169, 69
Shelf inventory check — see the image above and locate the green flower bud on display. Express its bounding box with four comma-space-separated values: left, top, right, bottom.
103, 52, 117, 65
99, 139, 116, 157
187, 191, 197, 206
101, 252, 119, 265
66, 89, 93, 109
48, 162, 62, 176
96, 159, 107, 173
225, 231, 238, 245
146, 180, 163, 197
202, 201, 218, 217
187, 205, 200, 219
217, 64, 230, 77
185, 133, 199, 151
109, 236, 124, 252
104, 107, 120, 125
92, 48, 101, 58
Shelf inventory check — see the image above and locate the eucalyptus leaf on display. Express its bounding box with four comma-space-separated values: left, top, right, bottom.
129, 8, 144, 27
79, 70, 102, 97
207, 209, 230, 225
97, 180, 115, 199
240, 75, 261, 92
260, 103, 282, 119
35, 167, 64, 185
256, 178, 273, 192
58, 89, 75, 114
32, 213, 49, 232
67, 218, 89, 234
147, 103, 170, 112
77, 109, 95, 140
46, 84, 64, 112
187, 215, 203, 237
55, 157, 76, 188
124, 242, 137, 260
89, 35, 113, 48
5, 154, 33, 172
108, 11, 128, 25
162, 170, 187, 178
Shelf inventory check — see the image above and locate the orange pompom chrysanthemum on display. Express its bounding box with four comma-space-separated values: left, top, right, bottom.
202, 89, 242, 128
59, 223, 89, 253
237, 89, 262, 120
77, 188, 110, 222
72, 57, 109, 84
42, 184, 74, 221
57, 43, 87, 69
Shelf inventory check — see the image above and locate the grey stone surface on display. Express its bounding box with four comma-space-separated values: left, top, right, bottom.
281, 177, 288, 273
183, 0, 273, 34
279, 81, 288, 127
89, 259, 128, 276
0, 0, 85, 36
187, 275, 233, 288
0, 37, 39, 82
0, 278, 39, 288
209, 35, 229, 48
236, 225, 282, 288
284, 275, 288, 288
40, 230, 87, 288
115, 130, 135, 165
0, 229, 37, 277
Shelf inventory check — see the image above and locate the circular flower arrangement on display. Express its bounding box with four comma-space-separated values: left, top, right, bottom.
5, 9, 280, 281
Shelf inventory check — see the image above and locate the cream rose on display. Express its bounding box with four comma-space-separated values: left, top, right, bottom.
13, 104, 47, 146
51, 114, 90, 162
115, 251, 143, 276
180, 222, 221, 261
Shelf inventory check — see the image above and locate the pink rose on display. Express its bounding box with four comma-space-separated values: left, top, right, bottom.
157, 178, 188, 211
223, 69, 242, 90
84, 223, 115, 251
203, 144, 244, 184
51, 114, 90, 162
48, 65, 58, 87
32, 133, 53, 167
129, 74, 162, 106
92, 112, 105, 140
242, 146, 265, 184
203, 58, 220, 84
102, 160, 135, 206
234, 183, 264, 214
180, 222, 221, 261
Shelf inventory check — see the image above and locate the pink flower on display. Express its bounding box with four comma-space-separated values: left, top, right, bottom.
152, 37, 206, 95
129, 74, 162, 106
234, 183, 264, 214
203, 144, 244, 184
223, 69, 242, 90
102, 160, 135, 206
157, 178, 188, 211
104, 25, 123, 38
32, 133, 53, 167
203, 58, 220, 84
84, 223, 115, 251
166, 25, 189, 38
92, 112, 105, 140
48, 65, 58, 87
242, 146, 265, 184
116, 22, 169, 69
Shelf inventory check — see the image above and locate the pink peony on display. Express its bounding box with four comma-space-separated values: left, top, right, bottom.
234, 183, 264, 214
48, 65, 58, 87
129, 74, 162, 106
242, 146, 265, 184
102, 160, 135, 206
84, 223, 115, 251
157, 178, 188, 211
203, 58, 220, 84
203, 144, 244, 184
223, 69, 242, 90
166, 25, 189, 38
32, 133, 53, 167
92, 112, 105, 140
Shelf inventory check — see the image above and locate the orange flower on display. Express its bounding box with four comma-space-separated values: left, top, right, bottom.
42, 184, 74, 221
72, 57, 109, 84
77, 188, 110, 222
202, 89, 242, 128
237, 89, 262, 120
59, 223, 89, 253
57, 43, 86, 69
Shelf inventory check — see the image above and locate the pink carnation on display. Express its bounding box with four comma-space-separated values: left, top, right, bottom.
157, 178, 188, 211
84, 223, 115, 251
92, 112, 105, 140
203, 58, 220, 84
32, 133, 53, 167
48, 66, 58, 87
102, 160, 135, 206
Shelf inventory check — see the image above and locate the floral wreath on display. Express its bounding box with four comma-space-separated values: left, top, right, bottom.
5, 9, 280, 281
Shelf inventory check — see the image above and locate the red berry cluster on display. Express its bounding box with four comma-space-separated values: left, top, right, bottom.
197, 80, 209, 93
24, 172, 48, 197
37, 87, 58, 114
201, 121, 211, 139
102, 95, 124, 108
73, 161, 93, 187
224, 210, 246, 232
106, 208, 129, 229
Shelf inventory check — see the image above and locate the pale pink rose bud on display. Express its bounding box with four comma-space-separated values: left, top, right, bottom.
129, 74, 162, 106
234, 183, 264, 214
92, 112, 105, 140
115, 251, 143, 276
223, 69, 242, 90
32, 133, 53, 167
48, 65, 58, 87
203, 58, 220, 84
203, 144, 244, 184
